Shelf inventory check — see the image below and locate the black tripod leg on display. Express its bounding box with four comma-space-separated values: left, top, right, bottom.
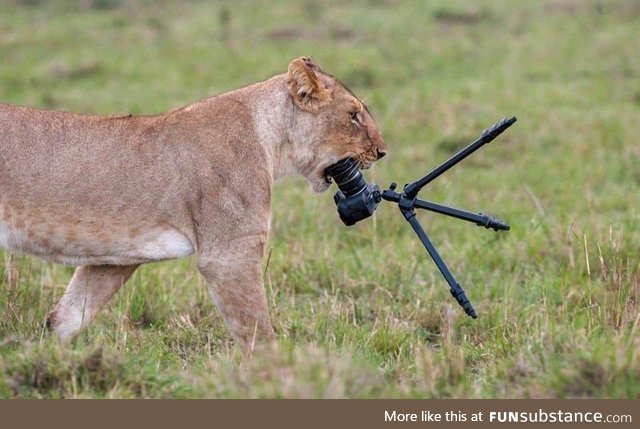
402, 210, 477, 319
412, 199, 510, 231
380, 190, 510, 231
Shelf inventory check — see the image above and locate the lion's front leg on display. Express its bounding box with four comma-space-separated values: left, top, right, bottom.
198, 235, 275, 350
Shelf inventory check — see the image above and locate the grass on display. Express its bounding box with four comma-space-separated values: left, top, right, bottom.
1, 0, 639, 398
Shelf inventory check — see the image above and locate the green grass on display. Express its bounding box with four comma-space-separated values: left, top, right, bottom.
1, 0, 639, 398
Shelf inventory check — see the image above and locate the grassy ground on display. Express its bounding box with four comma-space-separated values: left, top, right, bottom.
0, 0, 639, 398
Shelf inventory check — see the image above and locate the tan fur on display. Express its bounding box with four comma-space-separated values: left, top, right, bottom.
0, 57, 386, 349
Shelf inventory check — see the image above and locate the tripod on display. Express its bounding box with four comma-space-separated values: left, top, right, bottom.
380, 117, 517, 318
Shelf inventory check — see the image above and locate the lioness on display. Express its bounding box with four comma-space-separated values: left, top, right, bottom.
0, 57, 386, 348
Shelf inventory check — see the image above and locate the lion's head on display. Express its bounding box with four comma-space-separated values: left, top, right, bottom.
286, 57, 387, 192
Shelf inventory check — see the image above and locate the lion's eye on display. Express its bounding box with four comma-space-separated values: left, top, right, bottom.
349, 111, 360, 124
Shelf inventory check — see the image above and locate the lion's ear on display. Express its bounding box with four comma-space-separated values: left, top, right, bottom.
287, 57, 331, 112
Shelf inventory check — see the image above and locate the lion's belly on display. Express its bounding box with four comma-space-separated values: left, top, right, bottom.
0, 213, 194, 266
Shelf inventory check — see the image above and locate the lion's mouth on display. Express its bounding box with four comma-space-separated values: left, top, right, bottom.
324, 155, 373, 184
353, 157, 374, 171
359, 161, 373, 170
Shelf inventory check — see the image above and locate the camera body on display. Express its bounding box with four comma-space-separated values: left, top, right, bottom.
332, 183, 381, 226
325, 158, 381, 226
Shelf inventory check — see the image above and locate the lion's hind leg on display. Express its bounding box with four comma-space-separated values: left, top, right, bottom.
46, 264, 138, 342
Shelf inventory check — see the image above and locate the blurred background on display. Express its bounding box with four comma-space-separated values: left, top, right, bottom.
0, 0, 638, 398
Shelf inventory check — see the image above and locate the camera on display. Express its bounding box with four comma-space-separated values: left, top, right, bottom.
325, 158, 381, 226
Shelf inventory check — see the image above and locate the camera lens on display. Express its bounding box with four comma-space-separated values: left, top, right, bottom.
325, 158, 367, 197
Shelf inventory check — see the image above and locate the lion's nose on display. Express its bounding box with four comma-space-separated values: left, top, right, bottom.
376, 148, 387, 159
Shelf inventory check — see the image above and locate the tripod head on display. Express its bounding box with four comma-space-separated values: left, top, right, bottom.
325, 117, 517, 318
